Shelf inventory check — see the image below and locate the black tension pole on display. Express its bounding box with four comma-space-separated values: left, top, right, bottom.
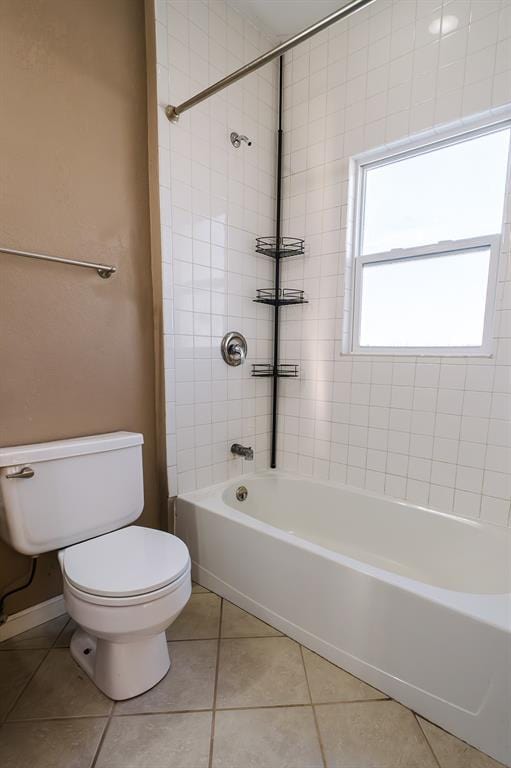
271, 56, 284, 469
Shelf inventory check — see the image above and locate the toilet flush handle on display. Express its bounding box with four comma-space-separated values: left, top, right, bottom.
5, 466, 35, 479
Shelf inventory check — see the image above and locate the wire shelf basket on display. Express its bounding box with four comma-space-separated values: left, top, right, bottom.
254, 288, 307, 306
251, 363, 299, 378
255, 236, 304, 258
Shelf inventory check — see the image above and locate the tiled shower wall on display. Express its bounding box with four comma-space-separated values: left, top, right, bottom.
154, 1, 278, 494
278, 0, 511, 525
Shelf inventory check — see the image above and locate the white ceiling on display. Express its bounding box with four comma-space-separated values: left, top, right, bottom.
229, 0, 349, 37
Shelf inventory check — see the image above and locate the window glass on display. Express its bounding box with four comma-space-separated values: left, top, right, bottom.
361, 129, 510, 255
359, 247, 491, 348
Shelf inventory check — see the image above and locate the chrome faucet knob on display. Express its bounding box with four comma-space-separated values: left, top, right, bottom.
229, 343, 243, 361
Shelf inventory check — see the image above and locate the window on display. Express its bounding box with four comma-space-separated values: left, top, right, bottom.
350, 121, 511, 355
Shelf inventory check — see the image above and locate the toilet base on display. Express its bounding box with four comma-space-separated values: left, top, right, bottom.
70, 627, 171, 700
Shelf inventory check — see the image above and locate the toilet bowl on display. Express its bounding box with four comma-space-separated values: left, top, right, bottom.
0, 431, 192, 701
58, 525, 191, 699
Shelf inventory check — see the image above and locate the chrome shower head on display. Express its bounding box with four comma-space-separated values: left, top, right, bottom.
230, 131, 252, 148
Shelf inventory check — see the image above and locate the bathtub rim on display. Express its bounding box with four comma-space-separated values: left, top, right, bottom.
178, 469, 510, 632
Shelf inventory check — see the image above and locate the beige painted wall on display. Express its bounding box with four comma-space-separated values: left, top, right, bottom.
0, 0, 163, 613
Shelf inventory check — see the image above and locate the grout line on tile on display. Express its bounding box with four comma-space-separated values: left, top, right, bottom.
7, 711, 115, 724
414, 711, 500, 768
0, 646, 56, 652
168, 632, 283, 643
188, 592, 219, 599
52, 616, 72, 648
212, 702, 320, 712
300, 645, 389, 700
167, 636, 221, 643
6, 713, 113, 724
208, 597, 224, 768
221, 599, 284, 636
1, 646, 52, 724
90, 712, 114, 768
110, 708, 214, 719
414, 713, 442, 768
312, 698, 393, 708
105, 700, 393, 720
299, 644, 327, 768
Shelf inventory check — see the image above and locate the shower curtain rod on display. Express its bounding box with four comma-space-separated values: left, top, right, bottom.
165, 0, 376, 122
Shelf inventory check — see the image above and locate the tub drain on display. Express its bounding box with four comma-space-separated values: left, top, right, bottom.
236, 485, 248, 502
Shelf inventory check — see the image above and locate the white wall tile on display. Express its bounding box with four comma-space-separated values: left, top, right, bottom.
155, 0, 277, 494
280, 0, 511, 526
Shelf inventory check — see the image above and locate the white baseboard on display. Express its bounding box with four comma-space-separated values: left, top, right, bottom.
0, 594, 66, 642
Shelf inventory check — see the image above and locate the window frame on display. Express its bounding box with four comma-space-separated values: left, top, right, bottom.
348, 115, 511, 358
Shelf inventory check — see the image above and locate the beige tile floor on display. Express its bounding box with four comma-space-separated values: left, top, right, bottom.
0, 585, 504, 768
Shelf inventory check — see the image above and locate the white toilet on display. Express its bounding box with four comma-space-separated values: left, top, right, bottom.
0, 431, 191, 700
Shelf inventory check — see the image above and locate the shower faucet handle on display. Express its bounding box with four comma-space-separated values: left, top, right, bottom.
221, 332, 247, 367
229, 343, 244, 361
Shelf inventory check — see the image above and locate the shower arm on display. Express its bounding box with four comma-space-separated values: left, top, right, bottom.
165, 0, 376, 123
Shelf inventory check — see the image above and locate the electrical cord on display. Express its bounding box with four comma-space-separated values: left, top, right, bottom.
0, 558, 38, 625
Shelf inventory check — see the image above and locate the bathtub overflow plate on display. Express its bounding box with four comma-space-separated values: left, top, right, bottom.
236, 485, 248, 502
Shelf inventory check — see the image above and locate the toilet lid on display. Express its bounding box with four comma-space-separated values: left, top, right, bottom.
61, 526, 190, 598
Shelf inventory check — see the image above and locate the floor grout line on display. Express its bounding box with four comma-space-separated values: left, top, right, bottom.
5, 697, 396, 723
52, 617, 71, 649
299, 644, 328, 768
168, 632, 282, 643
1, 644, 52, 724
0, 645, 57, 652
7, 713, 116, 724
305, 697, 392, 708
207, 597, 223, 768
414, 713, 442, 768
0, 616, 69, 725
90, 713, 114, 768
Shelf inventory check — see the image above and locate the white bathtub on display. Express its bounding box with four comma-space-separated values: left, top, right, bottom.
176, 471, 511, 766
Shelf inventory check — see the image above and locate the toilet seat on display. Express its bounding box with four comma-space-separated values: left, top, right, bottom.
60, 526, 190, 600
62, 566, 190, 607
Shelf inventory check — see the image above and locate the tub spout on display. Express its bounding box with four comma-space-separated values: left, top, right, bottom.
231, 443, 254, 460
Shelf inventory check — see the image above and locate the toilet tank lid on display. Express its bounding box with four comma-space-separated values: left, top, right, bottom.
0, 431, 143, 467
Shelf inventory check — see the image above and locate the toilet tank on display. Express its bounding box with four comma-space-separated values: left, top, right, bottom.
0, 432, 144, 555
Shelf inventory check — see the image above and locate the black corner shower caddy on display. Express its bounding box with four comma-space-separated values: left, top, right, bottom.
254, 287, 305, 306
255, 236, 305, 259
251, 58, 306, 469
